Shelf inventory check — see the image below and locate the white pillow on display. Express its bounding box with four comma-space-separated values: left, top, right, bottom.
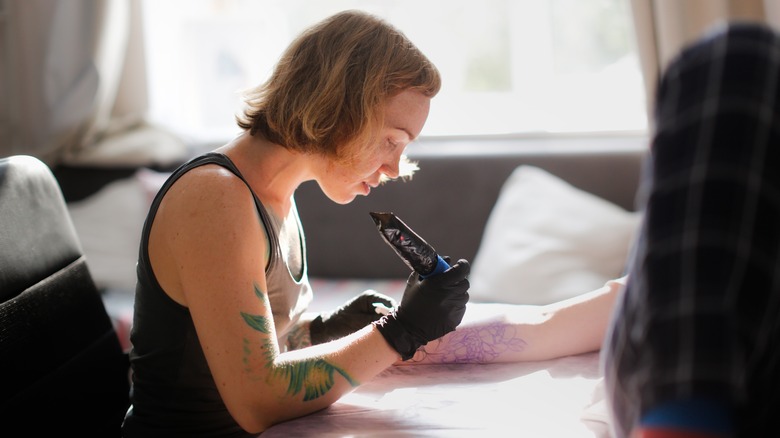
469, 165, 641, 305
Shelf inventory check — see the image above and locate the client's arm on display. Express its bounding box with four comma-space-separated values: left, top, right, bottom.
406, 277, 626, 364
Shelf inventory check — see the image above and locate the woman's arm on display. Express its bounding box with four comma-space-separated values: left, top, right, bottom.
407, 277, 626, 364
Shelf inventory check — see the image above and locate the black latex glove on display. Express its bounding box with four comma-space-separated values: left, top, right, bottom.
310, 290, 397, 345
372, 258, 470, 360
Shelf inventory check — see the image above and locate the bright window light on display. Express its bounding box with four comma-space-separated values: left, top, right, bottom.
141, 0, 646, 144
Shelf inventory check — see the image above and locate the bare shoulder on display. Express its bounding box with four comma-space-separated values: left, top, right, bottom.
164, 163, 252, 214
154, 163, 263, 252
149, 163, 268, 304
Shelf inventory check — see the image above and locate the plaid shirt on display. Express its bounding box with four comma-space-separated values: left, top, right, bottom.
603, 22, 780, 437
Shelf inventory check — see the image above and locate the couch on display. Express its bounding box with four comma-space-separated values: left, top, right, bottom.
296, 135, 646, 308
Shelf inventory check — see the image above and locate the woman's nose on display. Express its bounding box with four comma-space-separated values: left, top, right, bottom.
381, 160, 400, 179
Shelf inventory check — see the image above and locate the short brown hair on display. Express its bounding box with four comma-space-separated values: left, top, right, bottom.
236, 10, 441, 161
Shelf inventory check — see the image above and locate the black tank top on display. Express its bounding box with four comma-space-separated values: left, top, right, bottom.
122, 152, 312, 437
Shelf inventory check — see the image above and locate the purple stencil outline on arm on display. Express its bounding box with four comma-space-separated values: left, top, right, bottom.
419, 322, 528, 363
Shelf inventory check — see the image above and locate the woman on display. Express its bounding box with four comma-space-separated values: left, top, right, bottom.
122, 10, 470, 437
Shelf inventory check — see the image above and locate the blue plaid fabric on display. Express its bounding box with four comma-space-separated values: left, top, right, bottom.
603, 22, 780, 438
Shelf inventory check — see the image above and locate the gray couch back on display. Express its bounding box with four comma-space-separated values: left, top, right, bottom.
297, 141, 647, 279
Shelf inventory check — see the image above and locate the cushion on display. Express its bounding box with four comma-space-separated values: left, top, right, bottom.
468, 165, 641, 305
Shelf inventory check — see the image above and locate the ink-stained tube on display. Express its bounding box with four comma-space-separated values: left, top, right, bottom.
369, 211, 450, 278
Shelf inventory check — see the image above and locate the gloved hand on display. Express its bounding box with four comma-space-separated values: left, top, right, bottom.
372, 258, 470, 360
309, 290, 397, 345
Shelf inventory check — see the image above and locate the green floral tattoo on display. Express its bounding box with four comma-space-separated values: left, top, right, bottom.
240, 284, 273, 334
241, 283, 358, 401
275, 359, 358, 401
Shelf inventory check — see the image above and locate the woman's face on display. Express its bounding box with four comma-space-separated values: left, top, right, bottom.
318, 89, 431, 204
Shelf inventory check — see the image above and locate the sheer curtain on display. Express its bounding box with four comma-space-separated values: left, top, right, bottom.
0, 0, 184, 167
630, 0, 780, 126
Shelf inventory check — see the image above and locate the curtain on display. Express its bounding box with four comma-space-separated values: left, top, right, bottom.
629, 0, 780, 127
0, 0, 185, 167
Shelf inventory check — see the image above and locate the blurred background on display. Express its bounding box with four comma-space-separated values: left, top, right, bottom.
1, 0, 778, 299
3, 0, 778, 167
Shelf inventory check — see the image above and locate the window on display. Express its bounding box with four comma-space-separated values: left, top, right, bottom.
141, 0, 646, 144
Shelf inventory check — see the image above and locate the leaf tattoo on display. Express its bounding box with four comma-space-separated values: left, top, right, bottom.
241, 282, 358, 400
240, 284, 272, 334
241, 312, 271, 334
276, 360, 358, 401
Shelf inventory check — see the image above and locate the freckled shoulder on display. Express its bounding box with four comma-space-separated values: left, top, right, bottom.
151, 162, 265, 268
163, 164, 255, 215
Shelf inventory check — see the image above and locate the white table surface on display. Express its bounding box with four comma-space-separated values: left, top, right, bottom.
262, 351, 611, 437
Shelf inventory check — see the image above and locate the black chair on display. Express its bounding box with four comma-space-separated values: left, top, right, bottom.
0, 155, 130, 435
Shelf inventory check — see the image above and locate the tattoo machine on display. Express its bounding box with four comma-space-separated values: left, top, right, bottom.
369, 212, 451, 315
369, 211, 450, 278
